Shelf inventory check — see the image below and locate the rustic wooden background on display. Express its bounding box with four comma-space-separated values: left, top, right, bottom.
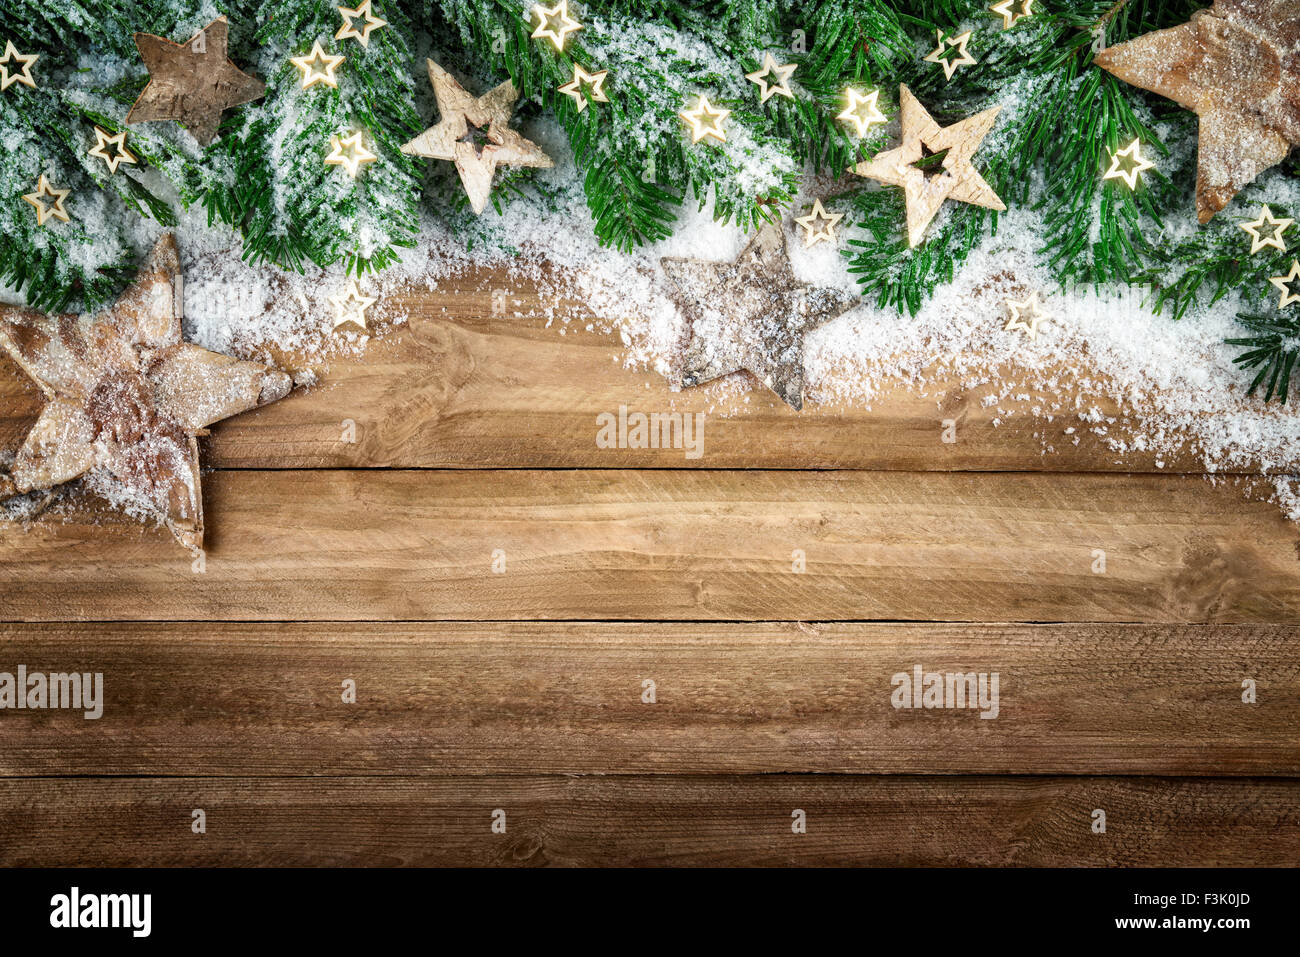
1, 268, 1298, 866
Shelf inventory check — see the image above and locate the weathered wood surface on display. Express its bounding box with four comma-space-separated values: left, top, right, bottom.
1, 775, 1293, 867
0, 622, 1293, 776
1, 469, 1297, 623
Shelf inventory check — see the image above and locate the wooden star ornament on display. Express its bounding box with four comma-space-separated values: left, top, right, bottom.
1269, 260, 1300, 309
1241, 205, 1293, 255
746, 53, 796, 103
88, 126, 137, 175
558, 64, 609, 113
661, 223, 857, 410
401, 60, 553, 215
336, 0, 388, 47
1094, 0, 1300, 223
0, 235, 293, 550
22, 175, 70, 225
925, 30, 977, 81
1004, 292, 1050, 340
850, 85, 1006, 248
330, 280, 377, 331
0, 40, 38, 91
290, 40, 345, 90
127, 16, 265, 146
794, 199, 843, 247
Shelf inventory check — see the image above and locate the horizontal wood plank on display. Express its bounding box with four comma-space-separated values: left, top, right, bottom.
0, 277, 1260, 473
0, 775, 1294, 866
0, 622, 1294, 776
2, 469, 1299, 623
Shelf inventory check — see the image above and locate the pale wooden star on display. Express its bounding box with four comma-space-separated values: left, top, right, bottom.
88, 126, 138, 175
1103, 138, 1155, 191
1269, 260, 1300, 309
680, 95, 730, 144
558, 64, 609, 113
531, 1, 582, 51
1094, 1, 1300, 222
291, 40, 345, 90
794, 199, 843, 248
661, 223, 857, 410
1004, 292, 1050, 340
0, 234, 292, 550
336, 0, 388, 47
990, 0, 1035, 29
22, 175, 70, 226
401, 60, 553, 215
849, 85, 1005, 248
325, 131, 377, 178
1240, 205, 1293, 255
837, 87, 887, 138
330, 280, 377, 332
745, 52, 796, 103
127, 16, 265, 146
925, 29, 976, 81
0, 40, 38, 91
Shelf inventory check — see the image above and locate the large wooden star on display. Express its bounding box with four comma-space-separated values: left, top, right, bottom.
1094, 0, 1300, 223
0, 235, 292, 550
661, 224, 857, 410
126, 16, 265, 147
850, 85, 1005, 247
401, 59, 553, 215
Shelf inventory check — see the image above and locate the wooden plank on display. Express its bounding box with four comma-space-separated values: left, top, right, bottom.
0, 775, 1294, 866
0, 622, 1294, 776
0, 277, 1255, 473
3, 469, 1298, 623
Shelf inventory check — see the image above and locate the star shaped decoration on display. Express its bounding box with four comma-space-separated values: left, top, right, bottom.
0, 40, 38, 91
1094, 1, 1300, 223
745, 52, 796, 103
22, 175, 70, 226
1003, 292, 1050, 340
925, 29, 977, 81
126, 16, 265, 147
1269, 260, 1300, 309
330, 280, 377, 332
1103, 138, 1156, 191
837, 87, 887, 138
530, 1, 582, 52
794, 199, 844, 248
88, 126, 138, 175
290, 40, 345, 90
989, 0, 1035, 29
849, 85, 1006, 248
325, 131, 377, 178
1241, 205, 1294, 255
336, 0, 388, 47
0, 234, 292, 550
402, 60, 553, 215
558, 63, 609, 113
680, 95, 730, 144
661, 223, 857, 410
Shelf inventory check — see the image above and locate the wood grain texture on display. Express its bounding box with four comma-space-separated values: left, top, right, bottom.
2, 469, 1298, 623
0, 622, 1294, 776
0, 775, 1294, 866
0, 277, 1258, 473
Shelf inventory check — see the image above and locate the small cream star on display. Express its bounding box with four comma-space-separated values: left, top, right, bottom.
290, 40, 345, 90
22, 175, 70, 225
1004, 292, 1050, 340
680, 95, 730, 144
330, 280, 377, 331
336, 0, 388, 47
530, 1, 582, 51
88, 126, 138, 175
1241, 205, 1293, 255
325, 131, 377, 178
1269, 260, 1300, 309
0, 41, 38, 91
558, 63, 609, 113
745, 52, 796, 103
837, 87, 887, 137
990, 0, 1035, 29
794, 199, 844, 248
1103, 138, 1156, 190
924, 30, 977, 81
